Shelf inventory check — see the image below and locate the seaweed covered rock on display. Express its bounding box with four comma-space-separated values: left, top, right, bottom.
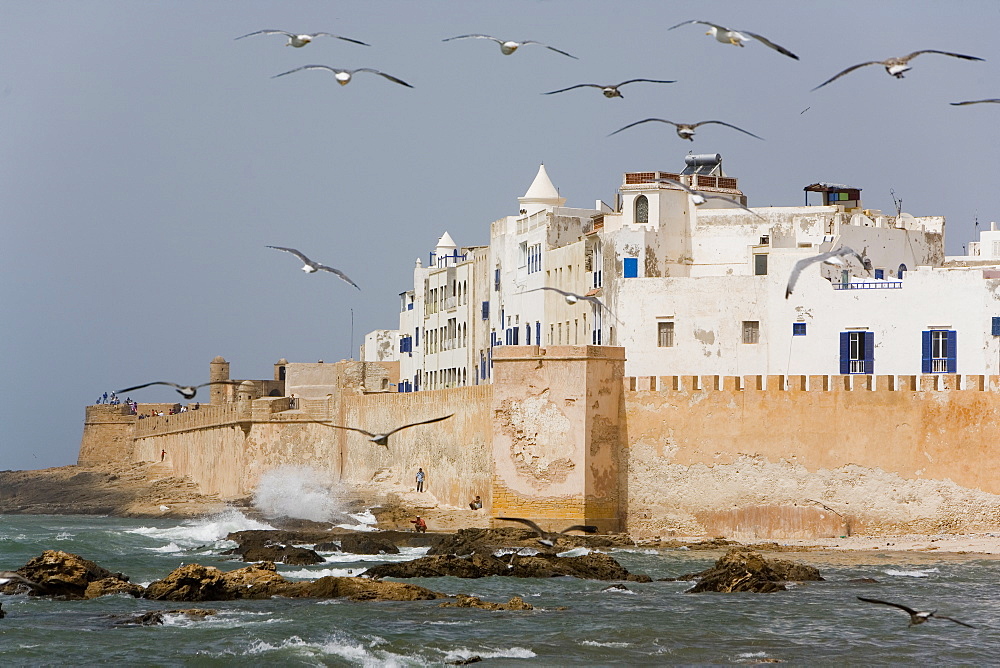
684, 547, 822, 593
439, 594, 534, 610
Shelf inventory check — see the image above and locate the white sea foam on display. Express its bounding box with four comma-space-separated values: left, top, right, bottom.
318, 546, 431, 564
128, 509, 273, 549
161, 610, 279, 629
55, 532, 74, 541
582, 640, 630, 648
236, 633, 412, 666
557, 547, 592, 558
443, 647, 537, 661
254, 466, 344, 522
281, 566, 366, 579
493, 547, 540, 557
884, 567, 940, 577
146, 541, 183, 553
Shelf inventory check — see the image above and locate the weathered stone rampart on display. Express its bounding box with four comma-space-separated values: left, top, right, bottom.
81, 354, 1000, 538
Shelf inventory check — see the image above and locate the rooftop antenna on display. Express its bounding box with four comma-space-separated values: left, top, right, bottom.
974, 210, 979, 231
889, 188, 902, 216
350, 308, 354, 361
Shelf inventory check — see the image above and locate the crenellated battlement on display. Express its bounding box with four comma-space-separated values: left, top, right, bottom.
626, 374, 1000, 392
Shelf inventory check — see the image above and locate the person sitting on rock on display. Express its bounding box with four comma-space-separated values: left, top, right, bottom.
469, 495, 483, 510
410, 516, 427, 533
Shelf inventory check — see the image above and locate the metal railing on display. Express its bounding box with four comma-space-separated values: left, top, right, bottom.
833, 281, 903, 291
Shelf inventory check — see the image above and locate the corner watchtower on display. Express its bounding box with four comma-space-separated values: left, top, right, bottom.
209, 356, 230, 405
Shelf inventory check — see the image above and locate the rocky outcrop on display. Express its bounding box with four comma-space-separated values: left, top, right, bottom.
339, 534, 400, 555
428, 528, 618, 556
366, 551, 651, 582
143, 561, 443, 602
439, 595, 533, 611
681, 548, 823, 593
85, 577, 145, 599
2, 550, 133, 599
113, 609, 218, 626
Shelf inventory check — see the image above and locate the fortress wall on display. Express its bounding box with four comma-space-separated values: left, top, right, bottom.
624, 374, 1000, 539
338, 385, 493, 510
79, 405, 137, 465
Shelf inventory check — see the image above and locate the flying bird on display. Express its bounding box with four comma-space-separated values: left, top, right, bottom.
497, 517, 598, 547
785, 246, 866, 299
315, 414, 455, 447
812, 50, 984, 91
266, 246, 361, 289
609, 118, 763, 142
271, 65, 412, 88
857, 596, 976, 628
442, 34, 577, 59
0, 571, 41, 591
116, 381, 240, 400
667, 20, 798, 60
235, 30, 370, 48
522, 287, 620, 323
543, 79, 676, 99
655, 178, 764, 220
951, 98, 1000, 106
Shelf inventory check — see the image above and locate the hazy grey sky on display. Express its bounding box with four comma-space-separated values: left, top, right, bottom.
2, 1, 997, 471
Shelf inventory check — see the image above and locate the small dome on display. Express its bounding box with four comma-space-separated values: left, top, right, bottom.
276, 358, 288, 365
211, 356, 228, 363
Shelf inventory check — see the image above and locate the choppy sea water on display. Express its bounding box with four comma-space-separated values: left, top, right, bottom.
2, 513, 999, 666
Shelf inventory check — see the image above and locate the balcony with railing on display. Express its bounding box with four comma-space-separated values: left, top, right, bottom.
833, 281, 903, 291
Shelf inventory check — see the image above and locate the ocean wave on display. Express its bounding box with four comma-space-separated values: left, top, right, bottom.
145, 542, 183, 553
317, 546, 431, 564
280, 566, 366, 579
161, 610, 280, 629
582, 640, 630, 648
54, 532, 74, 541
127, 509, 274, 549
231, 633, 414, 666
443, 646, 536, 661
883, 567, 940, 577
557, 547, 592, 558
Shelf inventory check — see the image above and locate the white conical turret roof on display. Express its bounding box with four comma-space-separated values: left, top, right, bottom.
519, 164, 566, 215
435, 231, 457, 250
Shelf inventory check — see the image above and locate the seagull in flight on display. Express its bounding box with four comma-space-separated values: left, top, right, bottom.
235, 30, 370, 48
655, 178, 764, 220
951, 98, 1000, 106
609, 118, 763, 142
315, 414, 454, 447
272, 65, 412, 88
522, 287, 620, 323
812, 50, 984, 91
442, 34, 577, 59
497, 517, 598, 547
668, 20, 798, 60
0, 571, 42, 591
785, 246, 866, 299
266, 246, 361, 289
116, 381, 240, 400
857, 596, 976, 628
543, 79, 676, 99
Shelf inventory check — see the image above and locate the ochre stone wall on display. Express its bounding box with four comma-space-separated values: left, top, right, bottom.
624, 374, 1000, 538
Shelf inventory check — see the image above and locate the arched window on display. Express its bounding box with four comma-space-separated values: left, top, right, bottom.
898, 263, 907, 278
635, 195, 649, 224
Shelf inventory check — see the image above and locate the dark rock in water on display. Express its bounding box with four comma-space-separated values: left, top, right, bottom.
847, 577, 879, 584
226, 544, 324, 565
227, 529, 334, 548
429, 527, 614, 556
683, 547, 823, 594
5, 550, 132, 599
314, 541, 342, 552
366, 551, 651, 582
447, 656, 483, 665
0, 602, 5, 619
143, 561, 443, 602
339, 534, 400, 555
602, 583, 633, 593
113, 608, 218, 627
439, 594, 533, 611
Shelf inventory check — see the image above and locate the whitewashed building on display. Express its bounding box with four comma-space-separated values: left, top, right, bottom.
371, 157, 1000, 389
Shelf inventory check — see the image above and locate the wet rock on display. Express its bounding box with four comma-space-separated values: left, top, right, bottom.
439, 594, 533, 610
447, 657, 483, 665
847, 577, 879, 584
339, 534, 399, 555
226, 543, 324, 565
143, 561, 443, 602
113, 608, 218, 626
684, 548, 823, 594
313, 541, 342, 552
0, 602, 5, 619
602, 583, 633, 593
7, 550, 131, 599
85, 577, 145, 599
429, 527, 615, 556
366, 551, 651, 582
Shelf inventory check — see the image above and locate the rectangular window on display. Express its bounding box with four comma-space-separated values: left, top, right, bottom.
742, 320, 759, 344
415, 328, 419, 347
657, 321, 674, 347
922, 330, 956, 373
623, 257, 638, 278
527, 243, 542, 274
753, 254, 768, 276
993, 317, 1000, 336
874, 269, 884, 280
792, 322, 807, 336
494, 268, 500, 291
482, 301, 489, 320
840, 331, 874, 374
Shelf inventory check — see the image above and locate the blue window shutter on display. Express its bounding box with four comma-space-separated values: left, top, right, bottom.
482, 301, 489, 320
947, 330, 957, 373
623, 257, 638, 278
993, 317, 1000, 336
536, 321, 541, 345
921, 330, 932, 373
863, 332, 874, 375
513, 327, 519, 345
415, 328, 419, 347
839, 332, 850, 374
526, 323, 531, 345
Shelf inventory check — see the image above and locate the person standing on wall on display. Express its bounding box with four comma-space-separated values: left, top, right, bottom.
415, 467, 425, 492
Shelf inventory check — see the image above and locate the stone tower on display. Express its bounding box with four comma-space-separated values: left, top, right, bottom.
209, 356, 230, 405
